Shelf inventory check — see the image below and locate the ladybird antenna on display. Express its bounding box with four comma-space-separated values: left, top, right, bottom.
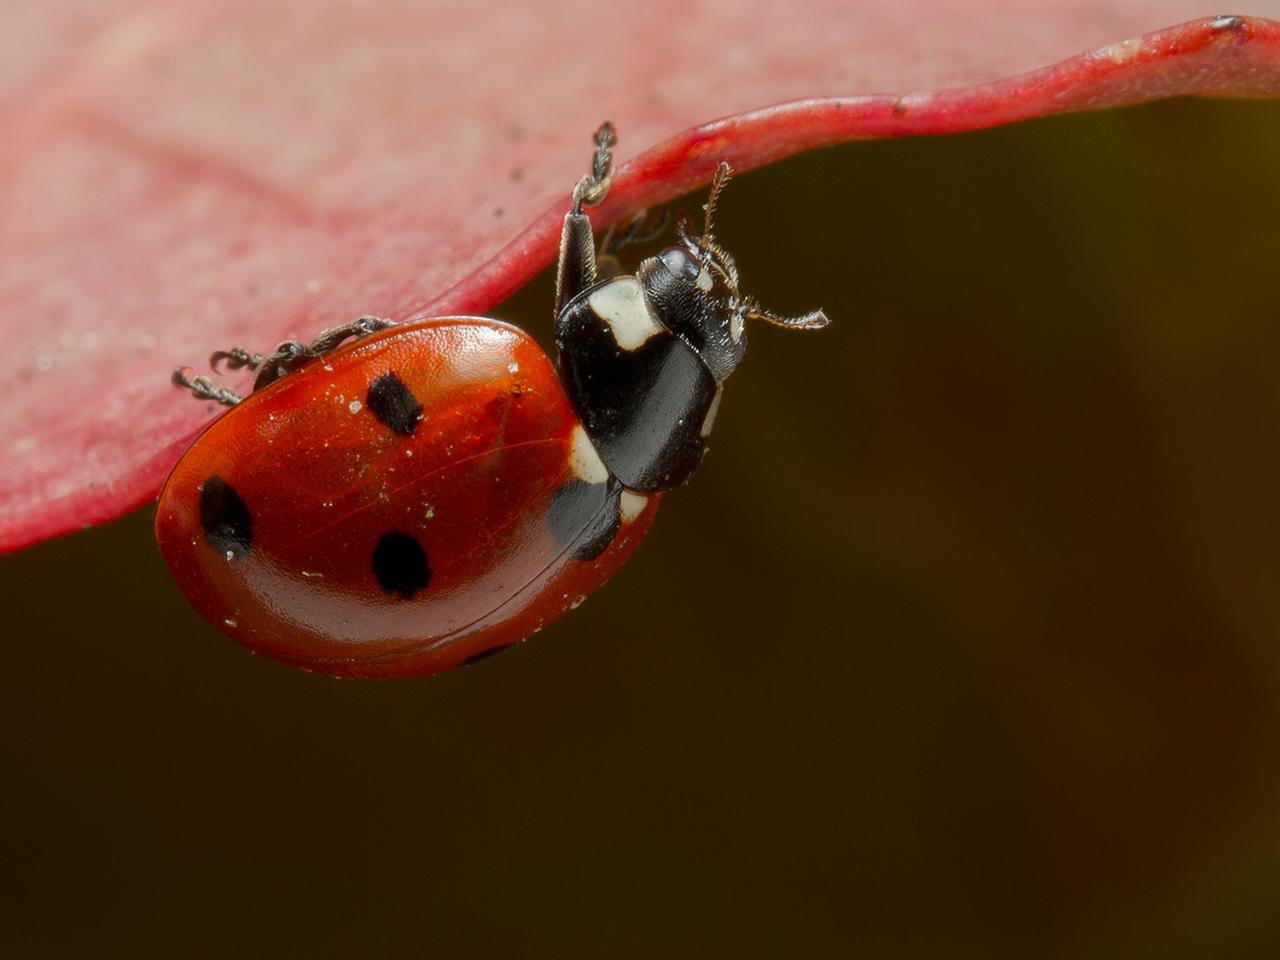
701, 161, 732, 251
701, 235, 740, 291
745, 302, 832, 331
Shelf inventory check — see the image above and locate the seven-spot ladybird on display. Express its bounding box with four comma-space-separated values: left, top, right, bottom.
155, 123, 829, 677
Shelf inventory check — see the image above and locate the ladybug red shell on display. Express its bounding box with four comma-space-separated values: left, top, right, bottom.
156, 124, 828, 678
157, 318, 659, 677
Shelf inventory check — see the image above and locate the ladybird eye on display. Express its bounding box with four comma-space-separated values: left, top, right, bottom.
659, 247, 703, 282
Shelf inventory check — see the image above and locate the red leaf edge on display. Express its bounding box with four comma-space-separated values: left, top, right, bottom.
4, 14, 1279, 552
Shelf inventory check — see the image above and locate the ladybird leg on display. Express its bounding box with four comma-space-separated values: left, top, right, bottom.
246, 315, 396, 390
304, 315, 395, 354
596, 208, 670, 280
608, 208, 669, 251
571, 121, 616, 213
172, 367, 243, 407
555, 121, 616, 316
247, 340, 309, 390
209, 347, 266, 374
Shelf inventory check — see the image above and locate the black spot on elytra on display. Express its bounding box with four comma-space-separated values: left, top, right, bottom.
366, 372, 422, 436
548, 479, 621, 562
463, 644, 514, 666
372, 530, 431, 598
200, 476, 252, 559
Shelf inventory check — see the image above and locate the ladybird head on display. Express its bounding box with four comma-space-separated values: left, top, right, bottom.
638, 162, 830, 382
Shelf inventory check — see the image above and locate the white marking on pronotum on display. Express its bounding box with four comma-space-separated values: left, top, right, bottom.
700, 385, 723, 438
619, 490, 648, 524
569, 425, 609, 484
588, 277, 664, 350
729, 312, 744, 344
694, 268, 713, 292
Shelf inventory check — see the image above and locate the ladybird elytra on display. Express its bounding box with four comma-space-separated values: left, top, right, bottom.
157, 317, 660, 676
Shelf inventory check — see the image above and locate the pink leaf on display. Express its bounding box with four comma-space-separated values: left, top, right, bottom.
4, 3, 1280, 551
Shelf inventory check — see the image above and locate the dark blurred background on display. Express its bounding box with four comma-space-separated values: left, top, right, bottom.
5, 98, 1280, 958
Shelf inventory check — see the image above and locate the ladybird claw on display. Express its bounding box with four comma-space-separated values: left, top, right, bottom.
572, 174, 610, 208
572, 121, 616, 212
593, 120, 616, 149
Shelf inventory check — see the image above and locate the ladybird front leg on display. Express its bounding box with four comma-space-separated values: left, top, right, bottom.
554, 122, 616, 316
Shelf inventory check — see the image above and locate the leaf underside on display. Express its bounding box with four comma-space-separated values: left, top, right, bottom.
3, 5, 1280, 551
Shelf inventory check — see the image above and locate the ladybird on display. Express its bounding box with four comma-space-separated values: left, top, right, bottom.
155, 123, 829, 677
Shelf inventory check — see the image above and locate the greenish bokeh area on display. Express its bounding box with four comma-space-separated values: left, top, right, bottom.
5, 98, 1280, 958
